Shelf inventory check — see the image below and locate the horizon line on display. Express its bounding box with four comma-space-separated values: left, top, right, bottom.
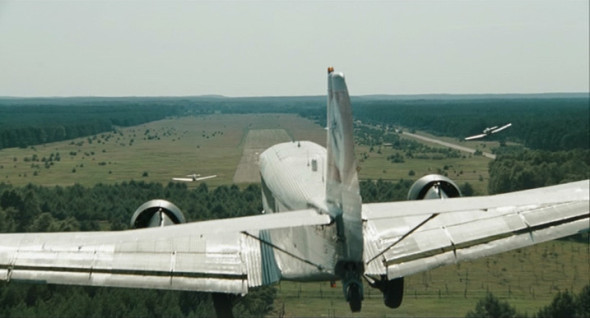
1, 92, 588, 100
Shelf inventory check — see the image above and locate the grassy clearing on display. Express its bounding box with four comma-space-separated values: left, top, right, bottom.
356, 144, 492, 195
1, 113, 491, 193
0, 114, 325, 188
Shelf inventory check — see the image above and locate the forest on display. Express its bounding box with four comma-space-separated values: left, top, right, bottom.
488, 148, 589, 194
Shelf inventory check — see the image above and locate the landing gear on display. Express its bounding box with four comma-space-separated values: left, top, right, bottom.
346, 282, 363, 312
368, 275, 404, 309
382, 277, 404, 308
338, 262, 364, 312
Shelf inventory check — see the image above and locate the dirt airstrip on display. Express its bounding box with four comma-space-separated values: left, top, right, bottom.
232, 129, 292, 183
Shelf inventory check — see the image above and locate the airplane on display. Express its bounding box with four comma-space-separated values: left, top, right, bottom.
172, 173, 217, 182
465, 122, 512, 140
0, 69, 588, 318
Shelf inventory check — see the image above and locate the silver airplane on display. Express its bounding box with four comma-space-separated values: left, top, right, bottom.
465, 122, 512, 140
0, 69, 588, 317
172, 173, 217, 182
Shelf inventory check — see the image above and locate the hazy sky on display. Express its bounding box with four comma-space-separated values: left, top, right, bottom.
0, 0, 588, 97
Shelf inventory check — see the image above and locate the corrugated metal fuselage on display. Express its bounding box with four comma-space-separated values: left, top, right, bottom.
258, 141, 341, 281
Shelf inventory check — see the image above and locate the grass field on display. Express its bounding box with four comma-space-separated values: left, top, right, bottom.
1, 113, 587, 317
271, 239, 589, 317
355, 143, 492, 195
1, 113, 495, 193
0, 114, 325, 188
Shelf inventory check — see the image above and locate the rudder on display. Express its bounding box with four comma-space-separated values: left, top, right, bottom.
326, 68, 363, 262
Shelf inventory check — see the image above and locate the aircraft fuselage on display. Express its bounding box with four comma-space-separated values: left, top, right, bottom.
258, 140, 341, 281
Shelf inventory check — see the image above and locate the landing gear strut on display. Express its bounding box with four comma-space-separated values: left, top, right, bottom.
339, 262, 364, 312
346, 281, 363, 312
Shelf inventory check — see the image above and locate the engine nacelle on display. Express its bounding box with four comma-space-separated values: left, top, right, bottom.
130, 199, 186, 229
407, 174, 462, 200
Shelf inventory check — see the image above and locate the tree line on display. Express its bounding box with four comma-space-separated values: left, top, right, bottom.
466, 286, 590, 318
488, 148, 589, 194
4, 95, 587, 152
0, 179, 415, 234
0, 99, 186, 149
0, 96, 322, 150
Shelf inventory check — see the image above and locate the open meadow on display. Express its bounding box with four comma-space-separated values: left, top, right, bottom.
1, 113, 587, 317
355, 142, 492, 195
0, 113, 325, 188
1, 113, 500, 194
271, 238, 589, 317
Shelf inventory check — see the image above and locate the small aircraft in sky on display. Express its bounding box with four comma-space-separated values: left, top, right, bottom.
465, 123, 512, 140
172, 173, 217, 182
0, 69, 587, 318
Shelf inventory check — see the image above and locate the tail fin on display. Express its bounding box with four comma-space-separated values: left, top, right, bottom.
326, 68, 363, 262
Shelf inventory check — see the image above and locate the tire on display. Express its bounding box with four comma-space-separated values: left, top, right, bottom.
348, 283, 362, 312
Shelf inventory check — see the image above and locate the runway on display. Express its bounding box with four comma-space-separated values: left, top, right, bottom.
401, 131, 496, 160
233, 129, 291, 183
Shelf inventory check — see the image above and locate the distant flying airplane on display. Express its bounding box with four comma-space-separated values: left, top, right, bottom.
0, 69, 588, 318
172, 173, 217, 182
465, 123, 512, 140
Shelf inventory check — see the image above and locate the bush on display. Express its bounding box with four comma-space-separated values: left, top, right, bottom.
465, 293, 517, 318
536, 286, 590, 318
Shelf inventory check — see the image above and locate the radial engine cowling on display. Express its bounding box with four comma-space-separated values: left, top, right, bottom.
407, 174, 462, 200
130, 199, 186, 229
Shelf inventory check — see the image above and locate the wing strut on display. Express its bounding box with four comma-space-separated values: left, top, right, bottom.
366, 213, 439, 265
241, 231, 326, 271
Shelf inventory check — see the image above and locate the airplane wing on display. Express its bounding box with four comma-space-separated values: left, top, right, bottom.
172, 175, 217, 182
195, 175, 217, 181
0, 209, 331, 295
362, 180, 589, 279
172, 177, 195, 182
464, 133, 487, 141
491, 123, 512, 134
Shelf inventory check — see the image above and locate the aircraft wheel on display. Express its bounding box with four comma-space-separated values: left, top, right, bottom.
347, 283, 362, 312
383, 277, 404, 308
